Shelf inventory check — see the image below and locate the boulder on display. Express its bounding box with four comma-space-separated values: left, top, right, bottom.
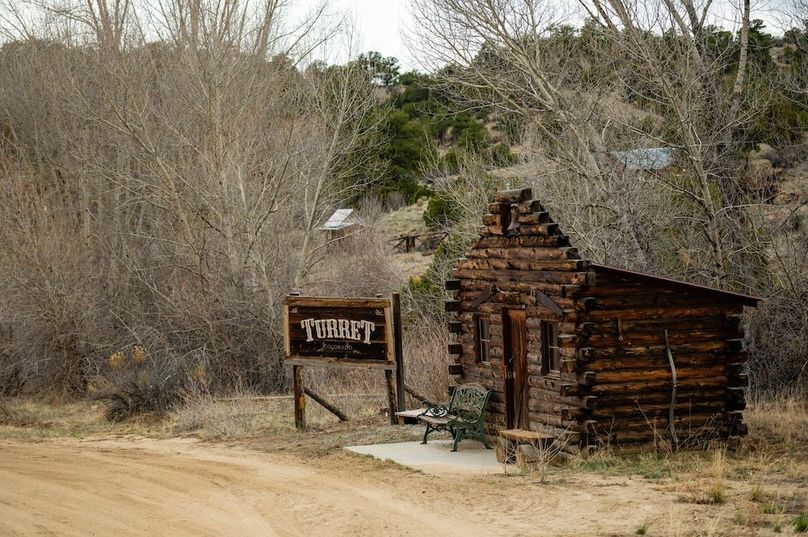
745, 158, 777, 198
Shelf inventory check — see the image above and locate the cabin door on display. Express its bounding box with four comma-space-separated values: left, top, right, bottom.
503, 308, 529, 430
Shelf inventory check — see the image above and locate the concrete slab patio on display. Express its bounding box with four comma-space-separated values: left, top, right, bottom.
345, 439, 512, 476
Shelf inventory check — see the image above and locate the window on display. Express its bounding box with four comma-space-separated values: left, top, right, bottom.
474, 314, 490, 363
541, 321, 560, 375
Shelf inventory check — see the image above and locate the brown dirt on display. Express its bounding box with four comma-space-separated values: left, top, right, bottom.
0, 436, 729, 537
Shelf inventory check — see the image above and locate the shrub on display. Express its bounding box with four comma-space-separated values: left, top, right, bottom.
795, 513, 808, 533
748, 289, 808, 397
491, 142, 517, 167
91, 353, 187, 421
443, 149, 460, 173
424, 192, 462, 228
457, 121, 489, 151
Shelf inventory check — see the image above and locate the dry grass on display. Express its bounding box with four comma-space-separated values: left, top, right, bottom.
0, 398, 169, 439
171, 389, 270, 438
704, 449, 727, 504
169, 386, 402, 442
562, 395, 808, 536
665, 512, 731, 537
400, 321, 451, 403
0, 395, 424, 457
378, 197, 430, 237
745, 394, 808, 451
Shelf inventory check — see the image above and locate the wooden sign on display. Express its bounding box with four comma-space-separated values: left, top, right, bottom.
283, 296, 394, 369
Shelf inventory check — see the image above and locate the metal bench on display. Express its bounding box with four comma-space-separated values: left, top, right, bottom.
418, 383, 493, 452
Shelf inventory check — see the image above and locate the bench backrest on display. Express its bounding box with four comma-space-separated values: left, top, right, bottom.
448, 383, 490, 421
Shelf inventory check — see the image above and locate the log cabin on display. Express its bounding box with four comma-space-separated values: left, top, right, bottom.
445, 188, 760, 451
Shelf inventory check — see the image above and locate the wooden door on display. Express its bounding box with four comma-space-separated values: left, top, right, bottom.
503, 308, 529, 430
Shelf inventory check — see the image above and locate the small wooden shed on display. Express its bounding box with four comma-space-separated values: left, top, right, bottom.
445, 188, 760, 450
321, 209, 360, 241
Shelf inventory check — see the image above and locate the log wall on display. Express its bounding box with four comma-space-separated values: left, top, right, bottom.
447, 189, 587, 439
570, 268, 749, 447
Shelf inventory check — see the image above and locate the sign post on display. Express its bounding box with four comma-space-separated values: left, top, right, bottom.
392, 292, 406, 421
293, 364, 305, 430
283, 295, 403, 429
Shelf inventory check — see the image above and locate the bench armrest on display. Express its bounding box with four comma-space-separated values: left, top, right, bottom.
446, 415, 482, 428
420, 402, 450, 418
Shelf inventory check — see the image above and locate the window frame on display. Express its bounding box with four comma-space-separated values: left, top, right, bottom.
540, 320, 561, 376
473, 313, 491, 363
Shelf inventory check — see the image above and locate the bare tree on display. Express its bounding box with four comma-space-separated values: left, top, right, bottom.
409, 0, 765, 288
292, 57, 384, 288
409, 0, 690, 270
0, 0, 379, 395
585, 0, 759, 286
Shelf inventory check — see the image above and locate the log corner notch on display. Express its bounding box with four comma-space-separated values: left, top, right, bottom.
494, 187, 532, 203
445, 188, 763, 451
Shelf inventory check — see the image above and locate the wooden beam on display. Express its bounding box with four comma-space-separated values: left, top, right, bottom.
562, 285, 582, 298
725, 339, 746, 353
487, 200, 542, 214
578, 347, 596, 361
404, 384, 429, 404
518, 211, 551, 224
578, 371, 596, 386
481, 214, 503, 226
729, 373, 749, 387
471, 285, 494, 308
727, 363, 745, 377
494, 188, 532, 203
519, 223, 559, 236
727, 387, 746, 402
576, 323, 596, 336
583, 396, 598, 409
473, 235, 564, 248
726, 314, 743, 331
533, 290, 563, 315
575, 297, 597, 312
445, 279, 461, 291
286, 358, 396, 370
303, 387, 348, 422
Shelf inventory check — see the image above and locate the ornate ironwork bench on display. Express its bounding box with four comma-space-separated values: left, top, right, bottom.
417, 383, 493, 452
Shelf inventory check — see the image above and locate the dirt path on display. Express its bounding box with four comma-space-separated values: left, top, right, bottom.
0, 437, 713, 536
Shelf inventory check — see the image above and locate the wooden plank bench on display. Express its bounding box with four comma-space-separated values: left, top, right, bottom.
497, 429, 556, 466
417, 383, 493, 452
394, 408, 426, 425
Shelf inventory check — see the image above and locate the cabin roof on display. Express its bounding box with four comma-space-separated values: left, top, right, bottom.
591, 264, 761, 307
321, 209, 357, 230
609, 147, 674, 170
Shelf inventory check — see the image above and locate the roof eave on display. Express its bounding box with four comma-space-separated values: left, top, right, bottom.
590, 264, 761, 308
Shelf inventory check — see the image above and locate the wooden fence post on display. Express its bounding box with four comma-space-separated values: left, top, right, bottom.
293, 365, 306, 430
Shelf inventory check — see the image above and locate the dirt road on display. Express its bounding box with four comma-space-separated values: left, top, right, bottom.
0, 437, 715, 536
